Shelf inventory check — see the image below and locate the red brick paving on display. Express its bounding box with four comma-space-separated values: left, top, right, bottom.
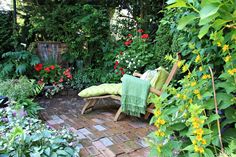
38, 95, 153, 157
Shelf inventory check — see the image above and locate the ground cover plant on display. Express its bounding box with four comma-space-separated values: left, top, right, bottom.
0, 107, 80, 156
148, 0, 236, 156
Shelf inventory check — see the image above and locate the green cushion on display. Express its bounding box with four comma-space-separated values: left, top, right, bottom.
78, 83, 122, 98
150, 66, 169, 90
78, 67, 169, 98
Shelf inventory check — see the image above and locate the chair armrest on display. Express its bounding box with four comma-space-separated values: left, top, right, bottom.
133, 72, 142, 78
149, 87, 162, 96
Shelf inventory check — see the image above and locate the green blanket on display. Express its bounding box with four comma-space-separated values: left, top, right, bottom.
121, 74, 150, 117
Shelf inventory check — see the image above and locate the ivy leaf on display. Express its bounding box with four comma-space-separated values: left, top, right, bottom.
198, 24, 210, 39
199, 3, 220, 20
177, 14, 198, 30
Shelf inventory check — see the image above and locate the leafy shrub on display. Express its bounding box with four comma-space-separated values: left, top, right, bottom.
71, 68, 119, 90
0, 51, 40, 78
0, 11, 14, 54
0, 107, 80, 156
0, 77, 43, 116
0, 77, 42, 101
149, 0, 236, 156
153, 22, 173, 69
114, 29, 153, 76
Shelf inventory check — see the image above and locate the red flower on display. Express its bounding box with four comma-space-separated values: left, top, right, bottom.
50, 65, 55, 70
115, 61, 119, 65
128, 34, 132, 37
37, 79, 44, 85
121, 71, 125, 75
124, 40, 132, 46
120, 51, 123, 55
63, 68, 73, 79
34, 63, 43, 71
59, 77, 63, 83
119, 67, 124, 71
44, 67, 50, 73
141, 34, 149, 39
137, 29, 144, 33
116, 72, 119, 74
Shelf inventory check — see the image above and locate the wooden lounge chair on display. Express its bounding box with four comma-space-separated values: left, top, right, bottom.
81, 53, 181, 121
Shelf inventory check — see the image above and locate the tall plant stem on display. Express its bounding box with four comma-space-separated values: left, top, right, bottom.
209, 66, 224, 153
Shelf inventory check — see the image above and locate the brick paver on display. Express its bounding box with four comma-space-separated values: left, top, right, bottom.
38, 95, 153, 157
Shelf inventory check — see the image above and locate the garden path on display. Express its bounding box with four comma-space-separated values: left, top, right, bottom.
38, 93, 155, 157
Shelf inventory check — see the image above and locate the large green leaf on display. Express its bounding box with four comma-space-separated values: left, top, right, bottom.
198, 24, 210, 39
204, 149, 215, 157
167, 0, 187, 9
177, 14, 198, 30
200, 3, 220, 20
205, 114, 220, 125
212, 19, 228, 30
217, 93, 234, 109
216, 81, 236, 94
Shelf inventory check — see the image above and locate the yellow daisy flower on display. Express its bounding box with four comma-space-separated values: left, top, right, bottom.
222, 44, 229, 52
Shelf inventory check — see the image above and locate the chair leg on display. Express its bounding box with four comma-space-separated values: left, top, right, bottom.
144, 104, 155, 119
114, 106, 122, 122
81, 99, 97, 114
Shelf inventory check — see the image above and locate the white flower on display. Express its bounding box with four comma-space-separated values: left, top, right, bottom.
131, 58, 134, 61
138, 60, 141, 62
126, 60, 129, 63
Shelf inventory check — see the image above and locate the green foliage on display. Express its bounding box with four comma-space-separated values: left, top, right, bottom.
0, 11, 14, 54
0, 107, 80, 156
153, 21, 173, 69
149, 0, 236, 156
0, 77, 42, 100
71, 68, 119, 90
0, 51, 40, 78
0, 77, 43, 116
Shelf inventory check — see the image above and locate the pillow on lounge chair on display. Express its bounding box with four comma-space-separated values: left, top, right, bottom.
78, 67, 169, 98
78, 83, 122, 98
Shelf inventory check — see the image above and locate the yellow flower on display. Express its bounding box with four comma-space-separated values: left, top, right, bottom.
193, 122, 200, 129
222, 44, 229, 52
201, 139, 206, 145
192, 139, 197, 145
160, 131, 165, 137
195, 55, 201, 63
224, 55, 231, 62
192, 117, 199, 122
196, 128, 204, 135
217, 42, 221, 47
177, 61, 183, 68
202, 74, 211, 79
182, 64, 188, 73
160, 119, 166, 125
194, 89, 200, 95
199, 66, 203, 72
154, 121, 160, 128
228, 69, 235, 75
187, 72, 191, 79
189, 99, 193, 104
154, 109, 161, 117
176, 94, 181, 98
196, 134, 203, 141
198, 147, 204, 153
191, 81, 197, 87
182, 94, 187, 100
197, 94, 202, 100
194, 145, 199, 152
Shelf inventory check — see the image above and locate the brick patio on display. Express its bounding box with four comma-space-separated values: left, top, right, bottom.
38, 94, 155, 157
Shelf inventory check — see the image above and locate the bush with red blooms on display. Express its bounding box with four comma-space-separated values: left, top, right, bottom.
114, 29, 152, 76
34, 63, 72, 97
